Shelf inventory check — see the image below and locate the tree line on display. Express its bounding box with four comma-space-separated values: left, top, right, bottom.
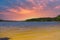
26, 15, 60, 22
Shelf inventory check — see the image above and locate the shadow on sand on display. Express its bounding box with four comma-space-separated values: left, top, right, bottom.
0, 37, 10, 40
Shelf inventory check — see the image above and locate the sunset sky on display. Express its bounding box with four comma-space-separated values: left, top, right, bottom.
0, 0, 60, 21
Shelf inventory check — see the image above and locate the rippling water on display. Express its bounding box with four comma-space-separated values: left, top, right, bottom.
0, 22, 60, 40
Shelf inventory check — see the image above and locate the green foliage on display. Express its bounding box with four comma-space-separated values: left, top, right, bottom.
26, 15, 60, 22
55, 15, 60, 21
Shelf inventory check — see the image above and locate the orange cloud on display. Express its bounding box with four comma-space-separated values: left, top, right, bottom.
0, 0, 60, 21
7, 7, 34, 14
0, 9, 58, 21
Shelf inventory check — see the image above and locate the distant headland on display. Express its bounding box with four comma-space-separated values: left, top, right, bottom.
25, 15, 60, 22
0, 19, 20, 22
0, 15, 60, 22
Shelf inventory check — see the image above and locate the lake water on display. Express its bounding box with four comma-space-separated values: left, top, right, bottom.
0, 22, 60, 26
0, 22, 60, 40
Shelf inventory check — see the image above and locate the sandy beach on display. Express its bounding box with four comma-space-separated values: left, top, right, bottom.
0, 26, 60, 40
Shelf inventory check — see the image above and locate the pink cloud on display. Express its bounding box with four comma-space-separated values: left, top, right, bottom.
55, 5, 60, 9
0, 0, 60, 21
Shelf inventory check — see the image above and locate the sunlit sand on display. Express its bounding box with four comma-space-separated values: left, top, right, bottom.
0, 26, 60, 40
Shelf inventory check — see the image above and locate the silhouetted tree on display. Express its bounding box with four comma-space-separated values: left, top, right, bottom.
26, 15, 60, 22
55, 15, 60, 21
